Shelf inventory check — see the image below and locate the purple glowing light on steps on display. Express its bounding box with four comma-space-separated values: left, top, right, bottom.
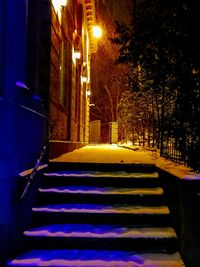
7, 250, 184, 267
24, 224, 177, 239
39, 186, 163, 195
32, 204, 169, 214
44, 171, 159, 178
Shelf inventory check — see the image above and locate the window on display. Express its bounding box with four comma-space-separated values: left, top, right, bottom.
59, 39, 71, 108
59, 40, 66, 105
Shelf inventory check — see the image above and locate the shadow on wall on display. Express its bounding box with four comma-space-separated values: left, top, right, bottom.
159, 169, 200, 267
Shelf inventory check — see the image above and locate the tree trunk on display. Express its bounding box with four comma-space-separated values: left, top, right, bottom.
104, 85, 114, 121
160, 86, 165, 155
154, 93, 161, 148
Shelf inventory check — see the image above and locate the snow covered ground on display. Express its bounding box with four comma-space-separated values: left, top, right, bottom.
51, 144, 199, 180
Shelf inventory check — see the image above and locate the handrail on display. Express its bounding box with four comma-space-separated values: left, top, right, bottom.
20, 144, 47, 200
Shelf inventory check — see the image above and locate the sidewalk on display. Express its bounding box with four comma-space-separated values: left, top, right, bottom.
50, 144, 198, 180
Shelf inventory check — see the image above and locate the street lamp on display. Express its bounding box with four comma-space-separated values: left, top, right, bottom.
92, 25, 102, 39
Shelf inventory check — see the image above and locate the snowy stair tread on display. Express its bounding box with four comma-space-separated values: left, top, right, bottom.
32, 203, 169, 214
38, 186, 163, 195
41, 170, 161, 188
24, 224, 177, 239
7, 249, 185, 267
44, 171, 159, 178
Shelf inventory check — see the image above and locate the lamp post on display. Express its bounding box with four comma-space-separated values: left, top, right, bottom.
85, 25, 102, 144
92, 25, 102, 39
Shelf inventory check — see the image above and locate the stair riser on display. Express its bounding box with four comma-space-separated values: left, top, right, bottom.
31, 212, 171, 227
41, 177, 161, 188
37, 193, 165, 206
48, 162, 157, 173
23, 236, 178, 252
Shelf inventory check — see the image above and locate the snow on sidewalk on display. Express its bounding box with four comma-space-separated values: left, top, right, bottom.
51, 145, 153, 164
50, 144, 199, 180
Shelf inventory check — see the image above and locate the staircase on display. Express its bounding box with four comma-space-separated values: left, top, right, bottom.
7, 162, 185, 267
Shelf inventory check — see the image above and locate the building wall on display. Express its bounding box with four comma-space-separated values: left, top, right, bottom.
26, 0, 51, 108
0, 0, 49, 264
0, 0, 98, 263
49, 4, 69, 140
49, 0, 93, 158
49, 1, 79, 143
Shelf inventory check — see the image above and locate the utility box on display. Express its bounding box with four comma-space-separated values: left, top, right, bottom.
109, 122, 118, 144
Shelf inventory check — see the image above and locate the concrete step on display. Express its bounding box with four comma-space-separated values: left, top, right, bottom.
7, 249, 185, 267
23, 224, 177, 251
7, 163, 183, 266
48, 162, 158, 173
31, 204, 171, 226
42, 171, 161, 188
37, 186, 165, 205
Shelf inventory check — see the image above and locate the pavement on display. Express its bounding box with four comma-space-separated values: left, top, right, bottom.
51, 144, 196, 179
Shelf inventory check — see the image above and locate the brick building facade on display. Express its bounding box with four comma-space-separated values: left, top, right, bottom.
49, 0, 98, 158
0, 0, 100, 263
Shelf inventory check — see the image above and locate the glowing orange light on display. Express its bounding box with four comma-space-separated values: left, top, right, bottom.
92, 26, 102, 38
52, 0, 67, 7
86, 90, 91, 96
81, 76, 87, 83
74, 51, 81, 59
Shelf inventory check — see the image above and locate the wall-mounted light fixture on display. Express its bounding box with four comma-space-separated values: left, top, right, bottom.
74, 51, 81, 59
73, 34, 82, 61
52, 0, 67, 21
60, 0, 67, 6
81, 76, 87, 83
52, 0, 68, 7
86, 90, 91, 97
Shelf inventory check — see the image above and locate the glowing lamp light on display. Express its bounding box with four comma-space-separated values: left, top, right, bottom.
74, 51, 81, 59
86, 90, 91, 97
92, 25, 102, 38
59, 0, 67, 6
81, 76, 87, 83
52, 0, 67, 7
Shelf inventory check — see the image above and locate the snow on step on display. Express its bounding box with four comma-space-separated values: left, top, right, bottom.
32, 204, 169, 214
7, 249, 185, 267
24, 224, 176, 239
39, 186, 163, 195
44, 171, 159, 178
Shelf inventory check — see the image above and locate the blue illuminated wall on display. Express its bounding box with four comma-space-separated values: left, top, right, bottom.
0, 0, 49, 264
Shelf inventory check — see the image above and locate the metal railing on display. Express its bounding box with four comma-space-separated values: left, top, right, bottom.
20, 144, 47, 199
160, 131, 200, 173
